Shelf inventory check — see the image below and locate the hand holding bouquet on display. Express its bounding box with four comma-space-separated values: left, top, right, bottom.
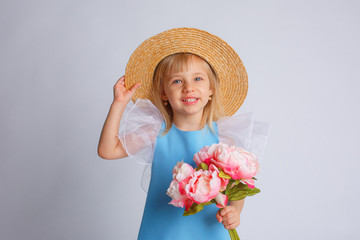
166, 142, 261, 240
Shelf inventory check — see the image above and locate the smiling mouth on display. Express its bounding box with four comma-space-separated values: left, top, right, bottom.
182, 98, 198, 103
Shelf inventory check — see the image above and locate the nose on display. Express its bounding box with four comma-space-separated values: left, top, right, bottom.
183, 81, 194, 93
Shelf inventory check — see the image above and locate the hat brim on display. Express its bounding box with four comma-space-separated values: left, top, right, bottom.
125, 27, 248, 116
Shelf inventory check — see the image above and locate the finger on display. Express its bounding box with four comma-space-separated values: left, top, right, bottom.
216, 210, 222, 223
222, 213, 236, 223
114, 76, 125, 87
129, 83, 141, 92
222, 217, 240, 229
222, 215, 237, 225
223, 222, 238, 230
220, 206, 233, 217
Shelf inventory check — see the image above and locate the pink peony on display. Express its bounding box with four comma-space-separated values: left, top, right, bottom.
214, 192, 228, 208
172, 161, 194, 182
242, 178, 255, 188
210, 143, 259, 184
167, 161, 195, 210
184, 165, 222, 204
193, 145, 213, 166
209, 164, 229, 191
167, 179, 194, 210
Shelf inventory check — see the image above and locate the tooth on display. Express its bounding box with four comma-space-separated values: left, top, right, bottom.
183, 98, 197, 102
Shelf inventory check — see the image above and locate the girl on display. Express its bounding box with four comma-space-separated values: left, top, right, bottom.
98, 28, 269, 239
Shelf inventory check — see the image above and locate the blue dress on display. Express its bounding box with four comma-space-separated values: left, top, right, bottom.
137, 123, 230, 240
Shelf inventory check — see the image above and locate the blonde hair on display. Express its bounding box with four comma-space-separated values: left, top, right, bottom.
150, 53, 223, 134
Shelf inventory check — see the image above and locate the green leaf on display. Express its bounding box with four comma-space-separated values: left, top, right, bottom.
227, 182, 260, 201
183, 201, 213, 216
199, 162, 209, 170
219, 170, 231, 179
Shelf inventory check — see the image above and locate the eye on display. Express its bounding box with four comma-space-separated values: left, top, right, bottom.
172, 79, 182, 84
194, 77, 202, 81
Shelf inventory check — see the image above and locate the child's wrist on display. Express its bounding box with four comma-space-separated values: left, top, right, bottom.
111, 100, 128, 109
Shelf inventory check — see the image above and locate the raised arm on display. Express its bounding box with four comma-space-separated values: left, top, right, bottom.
97, 76, 140, 160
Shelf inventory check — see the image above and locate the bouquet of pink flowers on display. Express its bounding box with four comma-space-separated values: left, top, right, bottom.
166, 142, 261, 240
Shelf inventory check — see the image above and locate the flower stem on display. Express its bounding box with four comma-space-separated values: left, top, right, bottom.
228, 229, 240, 240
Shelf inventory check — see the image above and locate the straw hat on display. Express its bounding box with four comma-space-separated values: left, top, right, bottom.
125, 27, 248, 116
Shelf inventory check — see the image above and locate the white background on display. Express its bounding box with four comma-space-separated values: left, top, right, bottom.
1, 0, 359, 239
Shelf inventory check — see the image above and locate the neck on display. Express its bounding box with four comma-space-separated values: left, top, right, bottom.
172, 113, 203, 131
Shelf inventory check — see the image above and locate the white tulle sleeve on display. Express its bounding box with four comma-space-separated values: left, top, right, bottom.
117, 99, 164, 165
218, 112, 270, 162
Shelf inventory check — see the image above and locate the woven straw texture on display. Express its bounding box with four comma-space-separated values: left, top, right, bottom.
125, 27, 248, 116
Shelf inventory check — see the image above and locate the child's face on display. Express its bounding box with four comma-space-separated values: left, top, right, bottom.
161, 59, 213, 121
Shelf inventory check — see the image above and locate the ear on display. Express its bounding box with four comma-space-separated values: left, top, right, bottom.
161, 91, 168, 101
209, 88, 213, 96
